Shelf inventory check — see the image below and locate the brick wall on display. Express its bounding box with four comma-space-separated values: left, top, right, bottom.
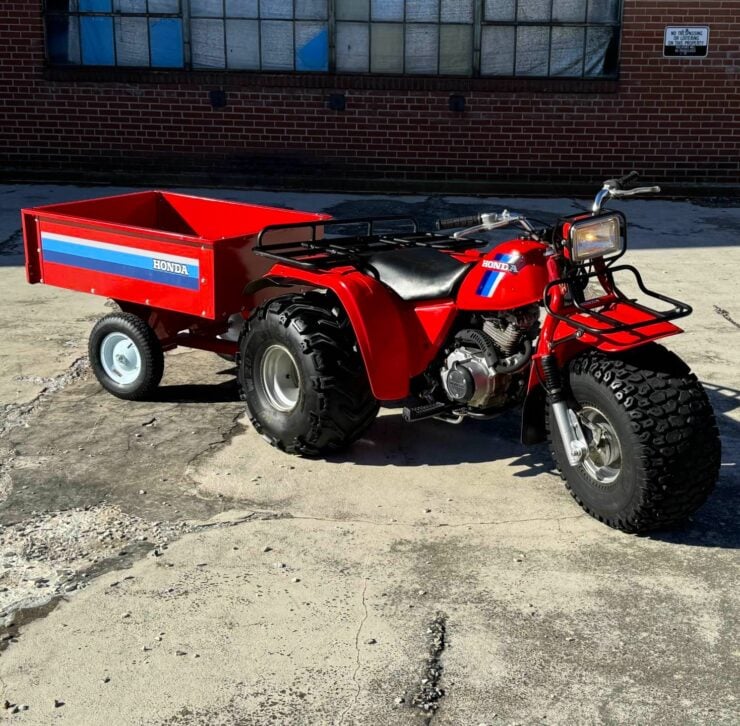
1, 1, 738, 192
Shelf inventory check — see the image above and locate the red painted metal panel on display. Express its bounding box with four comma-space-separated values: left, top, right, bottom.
456, 239, 549, 311
23, 191, 328, 323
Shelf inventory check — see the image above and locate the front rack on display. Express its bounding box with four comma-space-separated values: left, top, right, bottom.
254, 216, 487, 270
544, 264, 692, 339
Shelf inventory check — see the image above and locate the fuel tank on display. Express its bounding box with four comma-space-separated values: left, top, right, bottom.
456, 239, 549, 311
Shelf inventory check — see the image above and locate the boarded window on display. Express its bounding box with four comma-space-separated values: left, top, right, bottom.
45, 0, 620, 78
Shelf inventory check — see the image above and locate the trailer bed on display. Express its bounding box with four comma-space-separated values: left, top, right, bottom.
22, 191, 328, 320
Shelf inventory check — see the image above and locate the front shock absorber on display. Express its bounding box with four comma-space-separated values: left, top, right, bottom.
541, 354, 588, 466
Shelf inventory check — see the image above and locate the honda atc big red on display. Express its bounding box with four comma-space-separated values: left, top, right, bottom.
23, 173, 720, 532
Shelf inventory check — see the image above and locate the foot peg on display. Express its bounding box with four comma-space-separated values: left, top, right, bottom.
403, 401, 454, 423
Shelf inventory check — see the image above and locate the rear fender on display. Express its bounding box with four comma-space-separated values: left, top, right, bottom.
262, 264, 454, 400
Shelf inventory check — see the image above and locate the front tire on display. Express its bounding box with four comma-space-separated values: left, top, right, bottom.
239, 292, 379, 456
548, 344, 720, 532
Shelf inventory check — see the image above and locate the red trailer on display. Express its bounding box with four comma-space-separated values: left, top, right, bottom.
23, 190, 328, 391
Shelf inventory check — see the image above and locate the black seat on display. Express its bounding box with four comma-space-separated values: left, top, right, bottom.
363, 247, 473, 302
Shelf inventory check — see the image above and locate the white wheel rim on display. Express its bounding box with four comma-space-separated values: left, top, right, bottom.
100, 332, 142, 386
260, 344, 301, 413
579, 405, 623, 485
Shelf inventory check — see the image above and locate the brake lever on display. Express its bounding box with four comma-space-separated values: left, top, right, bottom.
611, 186, 661, 197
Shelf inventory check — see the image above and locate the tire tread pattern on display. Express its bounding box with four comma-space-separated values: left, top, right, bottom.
238, 292, 379, 456
548, 344, 720, 532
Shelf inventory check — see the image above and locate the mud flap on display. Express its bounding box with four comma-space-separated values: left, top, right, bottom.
521, 386, 547, 445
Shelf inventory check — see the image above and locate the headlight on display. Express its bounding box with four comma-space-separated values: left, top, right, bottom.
569, 214, 623, 262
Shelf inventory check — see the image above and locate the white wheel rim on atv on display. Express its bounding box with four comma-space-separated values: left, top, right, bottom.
579, 405, 623, 485
100, 332, 142, 386
260, 344, 301, 413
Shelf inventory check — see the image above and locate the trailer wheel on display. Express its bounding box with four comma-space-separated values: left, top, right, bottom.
547, 344, 720, 532
89, 313, 164, 401
239, 292, 379, 456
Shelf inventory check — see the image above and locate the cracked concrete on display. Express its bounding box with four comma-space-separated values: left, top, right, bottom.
0, 184, 738, 724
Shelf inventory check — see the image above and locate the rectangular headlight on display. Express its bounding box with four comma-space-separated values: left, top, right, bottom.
569, 214, 623, 262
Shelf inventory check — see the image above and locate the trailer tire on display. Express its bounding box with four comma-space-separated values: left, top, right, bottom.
239, 292, 379, 456
547, 344, 720, 533
89, 313, 164, 401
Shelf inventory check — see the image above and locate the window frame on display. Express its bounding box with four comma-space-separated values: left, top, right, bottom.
42, 0, 623, 82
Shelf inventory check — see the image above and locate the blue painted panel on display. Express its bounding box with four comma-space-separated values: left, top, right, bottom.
79, 0, 112, 11
149, 18, 184, 67
41, 237, 199, 279
296, 26, 328, 71
80, 16, 115, 65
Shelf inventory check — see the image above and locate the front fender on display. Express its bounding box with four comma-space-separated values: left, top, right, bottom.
520, 308, 684, 443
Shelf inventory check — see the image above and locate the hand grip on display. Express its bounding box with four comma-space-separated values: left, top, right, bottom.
615, 170, 640, 188
436, 214, 482, 230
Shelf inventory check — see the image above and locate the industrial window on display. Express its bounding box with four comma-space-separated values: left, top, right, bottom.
44, 0, 621, 78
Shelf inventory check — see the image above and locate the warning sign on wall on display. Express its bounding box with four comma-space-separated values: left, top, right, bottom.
664, 27, 709, 57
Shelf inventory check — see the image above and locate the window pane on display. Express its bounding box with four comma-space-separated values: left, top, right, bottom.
225, 0, 258, 17
336, 0, 369, 21
516, 26, 549, 76
148, 0, 179, 12
481, 25, 514, 75
552, 0, 586, 23
46, 15, 80, 64
585, 25, 616, 76
406, 0, 438, 23
191, 18, 225, 68
80, 16, 115, 65
260, 0, 292, 19
485, 0, 514, 21
295, 0, 327, 20
115, 17, 148, 65
191, 0, 222, 17
336, 21, 369, 71
439, 24, 472, 75
150, 17, 183, 65
371, 0, 403, 22
371, 23, 403, 72
261, 20, 294, 69
550, 26, 584, 76
114, 0, 146, 12
441, 0, 473, 24
296, 21, 328, 70
588, 0, 620, 23
405, 24, 437, 74
79, 0, 111, 11
518, 0, 550, 21
226, 18, 259, 68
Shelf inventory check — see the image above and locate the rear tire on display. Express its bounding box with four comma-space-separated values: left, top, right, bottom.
239, 292, 379, 456
548, 344, 720, 532
89, 312, 164, 401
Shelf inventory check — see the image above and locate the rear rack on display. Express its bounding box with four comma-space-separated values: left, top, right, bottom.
544, 264, 692, 339
254, 216, 487, 270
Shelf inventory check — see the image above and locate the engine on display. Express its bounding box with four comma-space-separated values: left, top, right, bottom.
440, 305, 539, 410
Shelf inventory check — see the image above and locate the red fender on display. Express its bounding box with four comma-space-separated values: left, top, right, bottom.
263, 263, 457, 400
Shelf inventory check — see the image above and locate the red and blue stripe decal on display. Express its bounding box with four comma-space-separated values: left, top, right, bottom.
476, 252, 518, 298
41, 232, 200, 291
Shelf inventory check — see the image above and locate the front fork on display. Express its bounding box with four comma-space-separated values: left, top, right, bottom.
536, 253, 589, 465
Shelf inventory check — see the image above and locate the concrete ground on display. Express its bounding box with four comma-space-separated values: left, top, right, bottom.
0, 184, 738, 725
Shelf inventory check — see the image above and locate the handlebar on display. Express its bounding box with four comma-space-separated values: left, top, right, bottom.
436, 214, 483, 230
593, 171, 661, 213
